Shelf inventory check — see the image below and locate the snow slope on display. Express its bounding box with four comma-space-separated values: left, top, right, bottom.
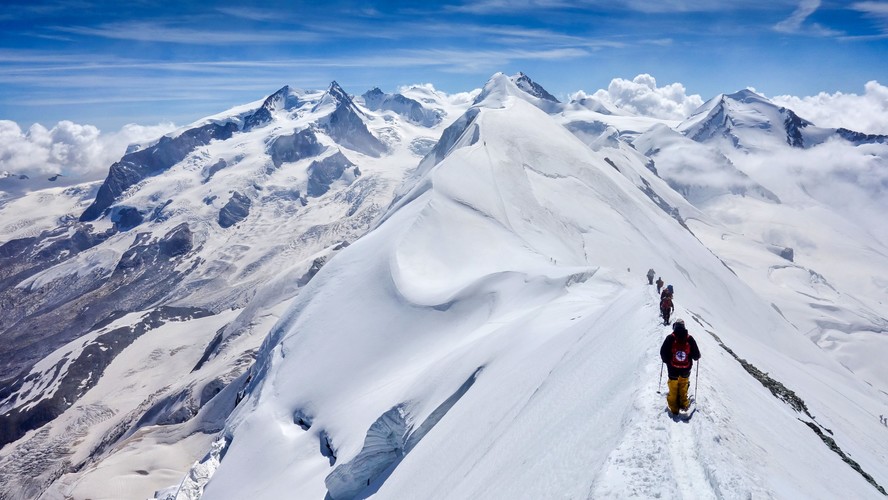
0, 82, 472, 499
2, 72, 887, 499
181, 76, 888, 499
641, 89, 888, 398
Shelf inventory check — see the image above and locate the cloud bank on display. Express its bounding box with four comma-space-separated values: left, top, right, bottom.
0, 120, 176, 188
771, 81, 888, 135
589, 74, 704, 120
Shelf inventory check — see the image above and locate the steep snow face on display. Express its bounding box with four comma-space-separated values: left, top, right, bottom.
678, 89, 811, 150
0, 81, 469, 499
190, 90, 888, 500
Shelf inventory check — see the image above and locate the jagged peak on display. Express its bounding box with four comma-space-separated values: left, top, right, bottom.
243, 85, 297, 131
313, 81, 366, 118
327, 81, 353, 105
269, 84, 289, 99
261, 85, 291, 110
511, 71, 560, 103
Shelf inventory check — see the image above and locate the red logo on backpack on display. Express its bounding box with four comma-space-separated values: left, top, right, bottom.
671, 335, 691, 369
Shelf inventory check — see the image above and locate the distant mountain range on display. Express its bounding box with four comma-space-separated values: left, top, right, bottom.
1, 73, 886, 500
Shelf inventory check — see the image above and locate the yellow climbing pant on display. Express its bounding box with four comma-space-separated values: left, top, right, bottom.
666, 376, 691, 414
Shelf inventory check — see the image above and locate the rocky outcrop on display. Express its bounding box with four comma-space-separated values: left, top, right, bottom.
307, 152, 359, 197
268, 128, 324, 168
218, 192, 251, 228
81, 121, 239, 222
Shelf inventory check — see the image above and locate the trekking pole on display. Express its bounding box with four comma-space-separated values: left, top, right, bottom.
657, 363, 664, 394
694, 360, 700, 402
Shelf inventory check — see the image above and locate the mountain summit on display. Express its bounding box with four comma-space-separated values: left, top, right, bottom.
1, 73, 887, 500
172, 76, 888, 500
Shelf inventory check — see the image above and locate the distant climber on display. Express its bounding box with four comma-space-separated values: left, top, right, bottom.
660, 319, 701, 416
660, 294, 674, 325
647, 268, 655, 285
656, 277, 664, 294
667, 284, 674, 296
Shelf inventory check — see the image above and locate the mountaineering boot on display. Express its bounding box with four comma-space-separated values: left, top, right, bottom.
666, 378, 680, 414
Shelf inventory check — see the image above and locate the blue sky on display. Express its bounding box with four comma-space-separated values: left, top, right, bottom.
1, 0, 887, 130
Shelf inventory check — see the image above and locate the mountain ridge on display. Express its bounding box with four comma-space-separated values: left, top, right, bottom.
0, 72, 886, 500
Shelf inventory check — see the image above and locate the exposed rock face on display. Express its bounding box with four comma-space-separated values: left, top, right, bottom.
203, 159, 228, 182
218, 192, 251, 228
80, 121, 239, 222
159, 223, 193, 257
362, 88, 443, 127
836, 128, 888, 145
782, 108, 810, 148
0, 306, 213, 449
268, 128, 324, 168
512, 72, 560, 103
320, 82, 387, 157
110, 206, 143, 231
307, 152, 359, 197
0, 226, 202, 384
0, 225, 113, 289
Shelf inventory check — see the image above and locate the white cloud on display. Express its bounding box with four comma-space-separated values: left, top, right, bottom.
770, 81, 888, 134
773, 0, 842, 36
730, 138, 888, 243
0, 120, 176, 186
591, 74, 704, 119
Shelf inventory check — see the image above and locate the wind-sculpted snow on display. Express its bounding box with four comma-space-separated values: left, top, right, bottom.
0, 77, 473, 499
325, 368, 481, 499
191, 77, 888, 500
6, 72, 888, 499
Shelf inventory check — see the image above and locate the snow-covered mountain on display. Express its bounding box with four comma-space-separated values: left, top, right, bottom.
1, 72, 887, 500
678, 89, 888, 150
170, 73, 888, 500
639, 89, 888, 404
0, 80, 472, 498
